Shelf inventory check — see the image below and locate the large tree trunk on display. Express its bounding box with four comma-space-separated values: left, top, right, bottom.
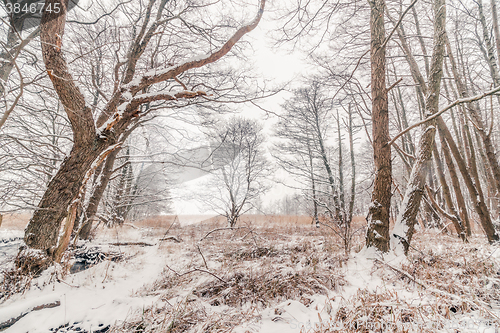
24, 0, 104, 253
390, 0, 446, 255
24, 145, 106, 252
365, 0, 391, 253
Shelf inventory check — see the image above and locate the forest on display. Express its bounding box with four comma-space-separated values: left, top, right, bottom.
1, 0, 500, 331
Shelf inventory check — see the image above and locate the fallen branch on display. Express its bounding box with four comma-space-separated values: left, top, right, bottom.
110, 242, 153, 246
159, 236, 182, 243
0, 300, 60, 330
165, 264, 226, 284
200, 227, 252, 242
122, 223, 139, 229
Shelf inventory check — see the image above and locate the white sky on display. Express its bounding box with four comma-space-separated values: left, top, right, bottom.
171, 14, 308, 215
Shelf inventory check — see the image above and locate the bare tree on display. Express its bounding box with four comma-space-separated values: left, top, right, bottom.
22, 0, 266, 261
204, 117, 269, 227
275, 80, 358, 253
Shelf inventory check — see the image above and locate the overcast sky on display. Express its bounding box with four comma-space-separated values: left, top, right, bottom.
171, 13, 309, 215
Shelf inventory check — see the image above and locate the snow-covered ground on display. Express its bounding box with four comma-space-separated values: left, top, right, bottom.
1, 219, 500, 332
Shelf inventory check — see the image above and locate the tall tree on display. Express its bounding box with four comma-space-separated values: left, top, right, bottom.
23, 0, 266, 259
365, 0, 391, 253
391, 0, 446, 255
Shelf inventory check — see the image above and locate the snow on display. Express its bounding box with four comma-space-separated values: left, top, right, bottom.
2, 221, 500, 332
0, 229, 23, 268
1, 228, 168, 332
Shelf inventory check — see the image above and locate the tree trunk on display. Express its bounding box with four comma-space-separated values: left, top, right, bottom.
307, 139, 319, 227
391, 127, 436, 254
436, 117, 499, 243
391, 0, 446, 255
438, 131, 472, 236
491, 0, 500, 68
432, 146, 466, 239
111, 151, 133, 226
24, 145, 105, 252
78, 148, 121, 239
348, 105, 356, 229
474, 130, 499, 218
411, 6, 430, 77
365, 0, 391, 253
477, 0, 500, 86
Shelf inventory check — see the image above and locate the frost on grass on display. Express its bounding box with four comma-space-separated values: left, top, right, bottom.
3, 217, 500, 332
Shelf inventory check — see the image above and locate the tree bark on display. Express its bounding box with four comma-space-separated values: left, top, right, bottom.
436, 117, 499, 243
24, 145, 106, 252
366, 0, 391, 253
391, 0, 446, 255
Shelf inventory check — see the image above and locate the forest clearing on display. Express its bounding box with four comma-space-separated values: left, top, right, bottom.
3, 0, 500, 331
1, 214, 500, 332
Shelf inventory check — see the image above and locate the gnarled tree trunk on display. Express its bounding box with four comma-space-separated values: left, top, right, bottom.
23, 0, 266, 259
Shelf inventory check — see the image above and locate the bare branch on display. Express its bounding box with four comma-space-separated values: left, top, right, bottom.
388, 85, 500, 147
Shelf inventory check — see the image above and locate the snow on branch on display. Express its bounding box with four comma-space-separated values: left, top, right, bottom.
98, 90, 208, 134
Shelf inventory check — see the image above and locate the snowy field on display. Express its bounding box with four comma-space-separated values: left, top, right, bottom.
1, 216, 500, 332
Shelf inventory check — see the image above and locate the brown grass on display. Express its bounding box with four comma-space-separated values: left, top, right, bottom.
6, 212, 497, 332
131, 214, 367, 228
0, 213, 30, 230
108, 215, 356, 332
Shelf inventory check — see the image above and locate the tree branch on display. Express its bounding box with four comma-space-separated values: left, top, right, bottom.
382, 0, 419, 49
388, 85, 500, 147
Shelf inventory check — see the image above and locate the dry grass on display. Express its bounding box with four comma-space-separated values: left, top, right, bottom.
131, 214, 359, 228
193, 270, 343, 307
108, 215, 351, 332
307, 232, 500, 333
0, 213, 30, 230
110, 216, 500, 332
110, 302, 260, 333
5, 213, 499, 332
